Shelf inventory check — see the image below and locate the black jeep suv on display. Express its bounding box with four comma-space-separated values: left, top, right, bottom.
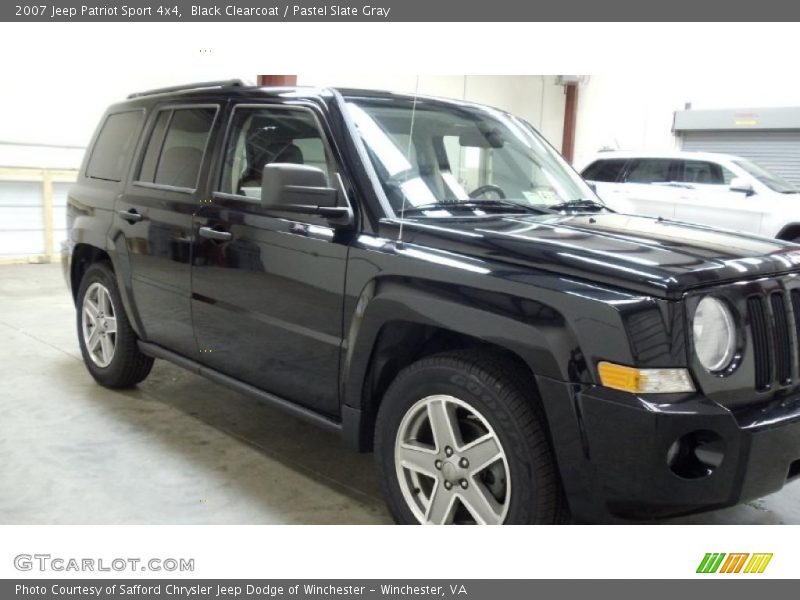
64, 80, 800, 524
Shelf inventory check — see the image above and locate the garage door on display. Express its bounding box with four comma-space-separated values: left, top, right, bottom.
681, 130, 800, 186
0, 180, 45, 258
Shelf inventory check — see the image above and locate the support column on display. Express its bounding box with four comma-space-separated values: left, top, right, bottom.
256, 75, 298, 86
561, 84, 579, 164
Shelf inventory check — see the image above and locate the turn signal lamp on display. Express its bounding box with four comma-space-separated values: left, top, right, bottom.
598, 361, 695, 394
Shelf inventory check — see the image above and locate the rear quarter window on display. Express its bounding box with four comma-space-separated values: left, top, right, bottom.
581, 159, 627, 182
85, 110, 144, 182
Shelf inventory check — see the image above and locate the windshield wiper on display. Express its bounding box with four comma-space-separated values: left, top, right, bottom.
548, 199, 611, 212
399, 199, 552, 215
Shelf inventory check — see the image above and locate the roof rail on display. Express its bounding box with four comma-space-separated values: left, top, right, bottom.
127, 79, 246, 99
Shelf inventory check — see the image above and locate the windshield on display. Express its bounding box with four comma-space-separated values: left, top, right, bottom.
345, 95, 599, 216
734, 159, 798, 193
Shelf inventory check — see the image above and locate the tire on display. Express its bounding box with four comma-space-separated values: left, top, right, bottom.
76, 262, 154, 388
374, 350, 568, 525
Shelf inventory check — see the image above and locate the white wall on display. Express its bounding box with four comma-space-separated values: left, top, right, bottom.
298, 74, 566, 148
573, 74, 800, 168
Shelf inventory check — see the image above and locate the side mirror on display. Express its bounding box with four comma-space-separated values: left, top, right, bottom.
261, 163, 337, 207
260, 163, 352, 226
730, 177, 755, 196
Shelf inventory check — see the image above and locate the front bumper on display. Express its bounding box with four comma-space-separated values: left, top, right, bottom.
537, 376, 800, 523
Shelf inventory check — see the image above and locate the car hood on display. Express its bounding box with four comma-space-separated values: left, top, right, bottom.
399, 212, 800, 298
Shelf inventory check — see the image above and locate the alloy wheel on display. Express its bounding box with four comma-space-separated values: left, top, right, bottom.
81, 282, 117, 368
394, 394, 511, 524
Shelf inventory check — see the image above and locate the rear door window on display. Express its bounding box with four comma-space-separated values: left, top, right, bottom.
624, 159, 675, 184
136, 107, 217, 190
581, 159, 627, 182
86, 110, 144, 182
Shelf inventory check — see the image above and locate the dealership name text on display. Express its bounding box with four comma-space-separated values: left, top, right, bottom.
15, 584, 415, 597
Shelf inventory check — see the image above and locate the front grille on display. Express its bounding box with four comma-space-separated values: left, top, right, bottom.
770, 292, 792, 385
747, 296, 772, 390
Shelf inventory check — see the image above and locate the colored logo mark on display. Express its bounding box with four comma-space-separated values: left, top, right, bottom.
697, 553, 773, 574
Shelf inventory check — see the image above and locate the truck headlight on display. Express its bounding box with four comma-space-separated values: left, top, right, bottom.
693, 296, 736, 372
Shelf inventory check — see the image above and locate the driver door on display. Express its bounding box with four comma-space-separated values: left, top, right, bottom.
190, 102, 350, 416
673, 159, 764, 235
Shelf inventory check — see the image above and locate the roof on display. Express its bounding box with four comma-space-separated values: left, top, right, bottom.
119, 81, 513, 115
583, 149, 747, 163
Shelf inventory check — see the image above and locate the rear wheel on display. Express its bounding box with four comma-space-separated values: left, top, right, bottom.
374, 351, 567, 524
76, 262, 153, 388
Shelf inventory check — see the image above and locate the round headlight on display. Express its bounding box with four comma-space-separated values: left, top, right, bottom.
693, 297, 736, 372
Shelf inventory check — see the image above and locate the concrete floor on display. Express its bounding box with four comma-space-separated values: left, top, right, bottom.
1, 262, 798, 525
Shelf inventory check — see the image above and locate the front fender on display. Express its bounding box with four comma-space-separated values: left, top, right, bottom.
341, 274, 666, 412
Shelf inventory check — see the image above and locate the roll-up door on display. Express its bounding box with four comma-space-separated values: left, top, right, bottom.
681, 130, 800, 186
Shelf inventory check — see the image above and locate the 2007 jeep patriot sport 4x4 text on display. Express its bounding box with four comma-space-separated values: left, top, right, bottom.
64, 80, 800, 524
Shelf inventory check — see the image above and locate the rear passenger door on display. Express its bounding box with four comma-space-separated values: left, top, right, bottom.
617, 158, 679, 219
114, 104, 221, 360
190, 102, 351, 417
580, 159, 629, 211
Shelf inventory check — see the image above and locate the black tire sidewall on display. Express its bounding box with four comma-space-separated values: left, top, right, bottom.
375, 360, 547, 525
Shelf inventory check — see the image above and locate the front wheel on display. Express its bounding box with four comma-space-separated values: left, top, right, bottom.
76, 262, 154, 388
374, 351, 567, 524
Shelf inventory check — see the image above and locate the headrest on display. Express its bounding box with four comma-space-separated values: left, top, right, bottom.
265, 142, 304, 164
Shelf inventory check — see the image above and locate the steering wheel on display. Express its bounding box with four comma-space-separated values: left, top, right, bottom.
469, 184, 506, 199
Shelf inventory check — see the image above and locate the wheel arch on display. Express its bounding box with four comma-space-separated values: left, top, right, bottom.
70, 242, 145, 339
776, 223, 800, 242
70, 243, 112, 303
340, 277, 579, 451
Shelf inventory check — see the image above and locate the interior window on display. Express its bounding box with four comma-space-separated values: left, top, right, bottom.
137, 107, 216, 189
86, 111, 144, 182
219, 106, 334, 200
581, 159, 627, 183
625, 159, 673, 184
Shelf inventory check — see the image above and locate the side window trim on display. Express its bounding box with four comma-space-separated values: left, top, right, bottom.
131, 103, 220, 194
212, 102, 339, 203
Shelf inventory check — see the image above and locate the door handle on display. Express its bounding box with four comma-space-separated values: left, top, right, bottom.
198, 226, 233, 241
118, 209, 143, 223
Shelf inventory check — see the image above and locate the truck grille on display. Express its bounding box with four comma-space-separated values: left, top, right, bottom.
746, 290, 796, 391
748, 296, 772, 390
771, 292, 793, 385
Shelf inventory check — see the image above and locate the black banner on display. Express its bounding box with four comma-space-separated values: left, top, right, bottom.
4, 580, 798, 600
4, 0, 800, 22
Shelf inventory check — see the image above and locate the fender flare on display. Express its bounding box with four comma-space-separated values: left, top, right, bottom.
341, 277, 581, 414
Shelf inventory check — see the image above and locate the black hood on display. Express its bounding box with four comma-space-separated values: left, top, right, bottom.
394, 212, 800, 298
